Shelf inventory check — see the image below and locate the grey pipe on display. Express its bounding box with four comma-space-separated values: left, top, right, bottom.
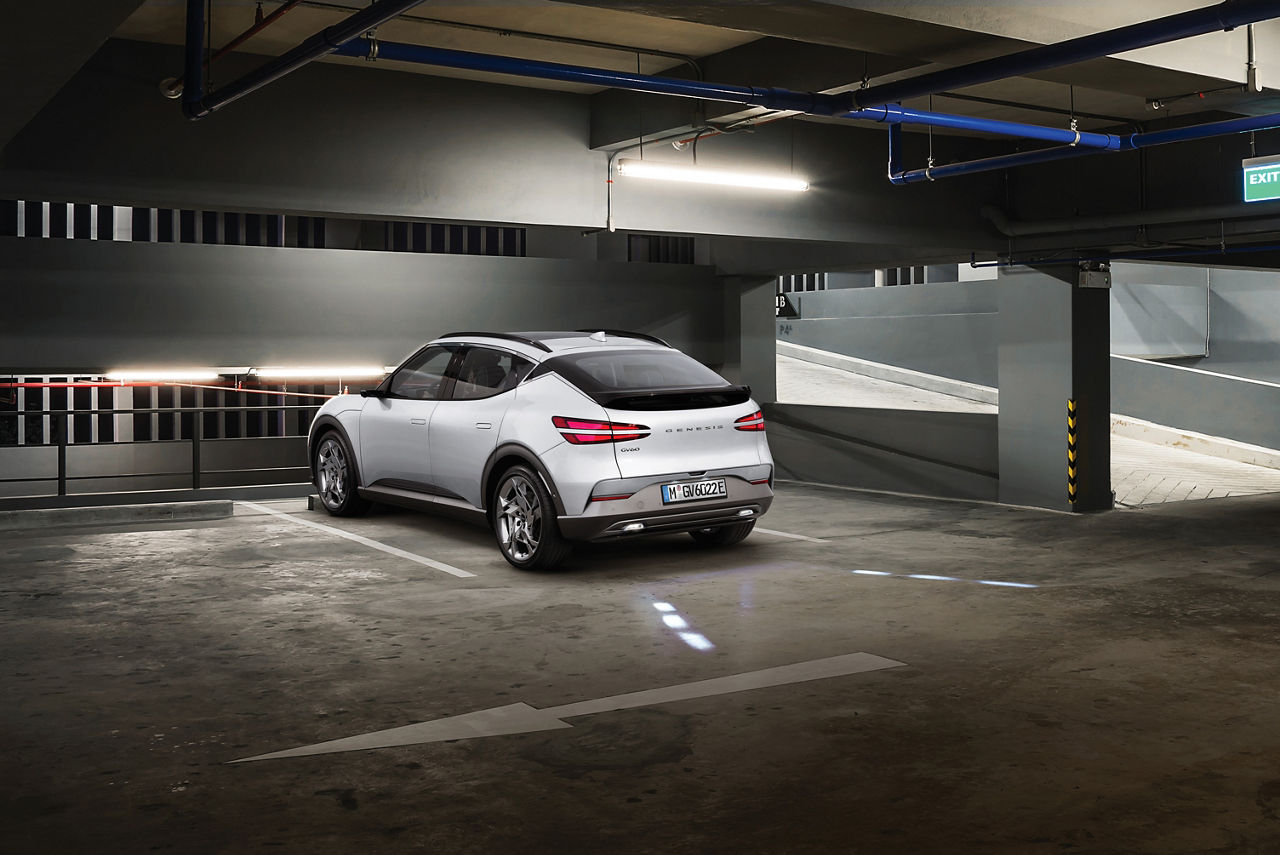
981, 201, 1280, 237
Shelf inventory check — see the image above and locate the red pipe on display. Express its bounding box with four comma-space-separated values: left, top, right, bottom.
165, 0, 306, 96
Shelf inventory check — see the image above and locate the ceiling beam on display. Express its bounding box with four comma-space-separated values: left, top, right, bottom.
0, 0, 148, 157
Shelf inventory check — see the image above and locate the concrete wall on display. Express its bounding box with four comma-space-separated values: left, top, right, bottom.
0, 238, 727, 373
1111, 263, 1209, 359
764, 403, 998, 501
1113, 357, 1280, 450
0, 38, 1005, 255
777, 281, 999, 385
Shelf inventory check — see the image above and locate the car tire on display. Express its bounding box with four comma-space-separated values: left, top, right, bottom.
492, 464, 572, 570
313, 431, 371, 517
689, 520, 755, 547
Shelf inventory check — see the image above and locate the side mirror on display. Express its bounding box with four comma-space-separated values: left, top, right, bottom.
360, 388, 387, 398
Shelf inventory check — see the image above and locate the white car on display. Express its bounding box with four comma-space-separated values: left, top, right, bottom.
308, 331, 774, 569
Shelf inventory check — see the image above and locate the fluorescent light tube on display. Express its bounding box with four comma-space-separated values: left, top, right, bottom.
104, 369, 220, 382
252, 366, 387, 378
616, 158, 808, 191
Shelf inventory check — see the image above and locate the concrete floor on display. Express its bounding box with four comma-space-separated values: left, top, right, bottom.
4, 487, 1280, 854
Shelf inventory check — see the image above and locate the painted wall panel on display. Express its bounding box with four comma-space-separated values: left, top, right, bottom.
1110, 263, 1209, 359
776, 315, 998, 386
765, 403, 998, 501
0, 238, 725, 373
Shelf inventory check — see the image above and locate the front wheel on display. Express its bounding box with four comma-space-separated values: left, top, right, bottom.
689, 520, 755, 547
492, 465, 572, 570
314, 432, 370, 517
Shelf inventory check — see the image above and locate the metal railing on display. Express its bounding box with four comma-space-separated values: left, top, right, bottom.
0, 404, 320, 508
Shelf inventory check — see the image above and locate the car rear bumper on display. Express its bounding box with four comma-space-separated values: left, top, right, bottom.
557, 474, 773, 542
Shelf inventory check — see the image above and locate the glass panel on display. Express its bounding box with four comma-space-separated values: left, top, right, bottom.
451, 349, 532, 400
389, 346, 455, 401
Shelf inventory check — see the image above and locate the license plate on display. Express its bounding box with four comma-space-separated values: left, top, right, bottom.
661, 478, 727, 504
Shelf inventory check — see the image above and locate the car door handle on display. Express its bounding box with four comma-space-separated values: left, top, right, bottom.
410, 418, 427, 426
475, 422, 492, 430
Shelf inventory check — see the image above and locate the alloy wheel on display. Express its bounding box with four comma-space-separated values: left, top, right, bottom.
496, 472, 542, 562
316, 437, 349, 510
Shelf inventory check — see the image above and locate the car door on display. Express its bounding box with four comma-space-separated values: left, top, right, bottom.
428, 346, 533, 507
359, 345, 459, 491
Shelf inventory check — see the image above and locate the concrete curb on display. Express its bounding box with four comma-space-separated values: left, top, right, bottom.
776, 340, 999, 405
1111, 415, 1280, 471
0, 501, 235, 531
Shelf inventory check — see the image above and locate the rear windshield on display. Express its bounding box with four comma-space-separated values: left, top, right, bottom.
539, 350, 749, 409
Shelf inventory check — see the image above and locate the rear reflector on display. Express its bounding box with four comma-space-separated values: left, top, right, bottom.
553, 416, 651, 444
590, 494, 633, 502
734, 410, 765, 431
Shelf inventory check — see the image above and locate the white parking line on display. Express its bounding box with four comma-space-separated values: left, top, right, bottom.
754, 527, 830, 544
237, 501, 476, 578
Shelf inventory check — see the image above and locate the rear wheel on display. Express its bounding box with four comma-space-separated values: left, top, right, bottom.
689, 520, 755, 547
314, 432, 371, 517
492, 465, 572, 570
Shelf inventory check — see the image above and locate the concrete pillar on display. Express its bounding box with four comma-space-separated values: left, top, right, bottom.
997, 265, 1111, 512
723, 276, 778, 403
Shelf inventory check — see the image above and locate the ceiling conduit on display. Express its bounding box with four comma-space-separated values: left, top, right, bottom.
181, 0, 428, 119
887, 109, 1280, 184
334, 38, 1124, 148
981, 201, 1280, 238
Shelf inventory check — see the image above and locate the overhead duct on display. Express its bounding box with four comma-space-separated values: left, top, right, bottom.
981, 202, 1280, 238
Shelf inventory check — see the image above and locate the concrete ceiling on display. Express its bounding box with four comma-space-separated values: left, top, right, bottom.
6, 1, 1278, 155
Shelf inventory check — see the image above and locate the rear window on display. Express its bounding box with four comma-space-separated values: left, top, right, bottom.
539, 350, 749, 409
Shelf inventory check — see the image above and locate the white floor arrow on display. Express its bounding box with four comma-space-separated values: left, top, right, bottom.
231, 652, 906, 763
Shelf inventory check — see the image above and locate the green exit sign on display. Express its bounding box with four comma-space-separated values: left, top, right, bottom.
1243, 155, 1280, 202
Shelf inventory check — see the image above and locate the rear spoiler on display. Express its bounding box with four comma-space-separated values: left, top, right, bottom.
596, 385, 752, 411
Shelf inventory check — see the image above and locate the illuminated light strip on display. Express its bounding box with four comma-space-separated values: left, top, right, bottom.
617, 158, 809, 192
252, 366, 386, 378
652, 601, 714, 651
850, 569, 1037, 588
105, 369, 220, 381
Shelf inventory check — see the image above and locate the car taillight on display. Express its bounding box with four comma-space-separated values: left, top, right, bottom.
734, 410, 765, 431
553, 416, 651, 444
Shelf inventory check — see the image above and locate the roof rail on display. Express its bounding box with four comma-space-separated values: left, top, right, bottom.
440, 332, 552, 353
575, 329, 671, 347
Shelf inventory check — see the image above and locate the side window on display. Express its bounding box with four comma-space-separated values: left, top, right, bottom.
450, 348, 534, 401
388, 346, 456, 400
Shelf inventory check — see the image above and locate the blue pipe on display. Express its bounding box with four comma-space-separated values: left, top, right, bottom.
854, 0, 1280, 109
851, 104, 1122, 149
1130, 111, 1280, 147
338, 38, 1128, 147
181, 0, 205, 120
335, 39, 859, 116
183, 0, 428, 119
890, 110, 1280, 184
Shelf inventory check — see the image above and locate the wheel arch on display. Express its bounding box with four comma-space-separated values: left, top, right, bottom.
482, 443, 566, 519
309, 416, 365, 489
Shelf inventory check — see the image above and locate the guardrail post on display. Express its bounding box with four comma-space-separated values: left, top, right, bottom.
191, 411, 202, 490
57, 413, 67, 496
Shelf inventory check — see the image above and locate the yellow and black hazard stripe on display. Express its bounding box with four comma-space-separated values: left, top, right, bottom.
1067, 399, 1078, 504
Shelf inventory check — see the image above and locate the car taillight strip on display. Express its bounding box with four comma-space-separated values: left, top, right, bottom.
734, 410, 765, 432
590, 494, 633, 502
553, 416, 651, 444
